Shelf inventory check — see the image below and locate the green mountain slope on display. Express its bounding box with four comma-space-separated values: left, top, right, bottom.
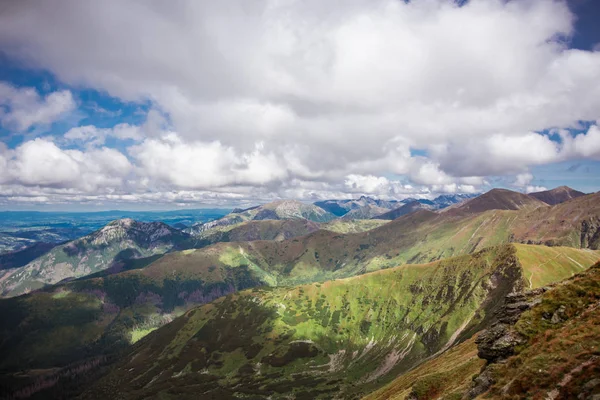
471, 261, 600, 399
366, 259, 600, 400
188, 219, 322, 247
0, 219, 189, 297
79, 245, 523, 400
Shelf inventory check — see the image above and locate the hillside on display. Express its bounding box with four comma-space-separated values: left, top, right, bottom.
78, 246, 523, 399
529, 185, 586, 205
1, 244, 597, 399
374, 201, 434, 220
188, 219, 321, 247
470, 261, 600, 398
342, 204, 390, 220
314, 196, 399, 216
449, 188, 547, 214
321, 219, 389, 234
0, 219, 189, 297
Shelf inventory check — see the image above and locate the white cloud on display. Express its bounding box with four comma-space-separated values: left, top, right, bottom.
0, 138, 132, 191
525, 185, 547, 194
64, 123, 142, 147
0, 0, 599, 205
513, 172, 534, 187
129, 134, 287, 189
0, 82, 75, 131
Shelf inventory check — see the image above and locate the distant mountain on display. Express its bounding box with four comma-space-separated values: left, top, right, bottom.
189, 219, 321, 247
315, 196, 400, 216
341, 204, 389, 219
0, 219, 189, 297
529, 185, 586, 205
187, 200, 336, 234
374, 200, 435, 220
431, 193, 479, 208
449, 188, 547, 214
316, 194, 478, 218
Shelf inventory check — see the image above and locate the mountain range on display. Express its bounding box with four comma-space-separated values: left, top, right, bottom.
1, 186, 599, 399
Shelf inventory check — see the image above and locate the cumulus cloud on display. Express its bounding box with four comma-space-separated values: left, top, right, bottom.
0, 0, 599, 205
0, 82, 75, 131
0, 138, 132, 191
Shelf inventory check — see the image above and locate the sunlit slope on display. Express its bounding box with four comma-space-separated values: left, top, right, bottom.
363, 247, 600, 400
364, 336, 483, 400
514, 244, 600, 288
477, 261, 600, 398
80, 246, 523, 399
321, 219, 389, 233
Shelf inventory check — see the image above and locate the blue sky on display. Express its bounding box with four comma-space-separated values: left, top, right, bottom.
1, 0, 600, 210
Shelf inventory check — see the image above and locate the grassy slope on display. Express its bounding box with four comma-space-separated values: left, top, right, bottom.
482, 262, 600, 399
321, 219, 389, 233
1, 209, 598, 380
80, 246, 522, 400
364, 336, 483, 400
514, 244, 600, 289
360, 245, 600, 400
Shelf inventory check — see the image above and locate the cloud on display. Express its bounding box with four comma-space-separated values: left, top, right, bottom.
0, 0, 599, 206
513, 172, 534, 187
129, 134, 287, 189
64, 123, 143, 147
0, 82, 75, 131
0, 138, 132, 191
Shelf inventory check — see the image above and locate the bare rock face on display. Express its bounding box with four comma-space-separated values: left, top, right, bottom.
475, 323, 525, 363
468, 287, 548, 397
580, 217, 600, 249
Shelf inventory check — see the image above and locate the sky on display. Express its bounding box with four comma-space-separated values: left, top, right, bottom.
0, 0, 600, 210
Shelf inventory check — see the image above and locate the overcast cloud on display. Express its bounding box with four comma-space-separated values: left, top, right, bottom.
0, 0, 599, 207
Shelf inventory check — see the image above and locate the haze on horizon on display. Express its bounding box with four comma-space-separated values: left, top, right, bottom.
1, 0, 600, 210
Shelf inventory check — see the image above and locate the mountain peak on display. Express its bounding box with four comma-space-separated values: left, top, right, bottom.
455, 188, 546, 213
529, 186, 586, 205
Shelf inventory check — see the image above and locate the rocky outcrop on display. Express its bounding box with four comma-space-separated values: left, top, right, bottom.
467, 287, 548, 397
580, 217, 600, 249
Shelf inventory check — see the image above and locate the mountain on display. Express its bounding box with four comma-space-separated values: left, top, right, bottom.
189, 219, 321, 247
1, 243, 597, 398
75, 245, 523, 399
341, 204, 389, 219
0, 242, 58, 270
75, 244, 600, 400
1, 190, 599, 398
320, 219, 389, 233
431, 193, 478, 208
373, 200, 435, 220
314, 196, 400, 216
529, 185, 586, 205
0, 219, 189, 297
448, 188, 547, 214
315, 194, 478, 219
187, 200, 336, 235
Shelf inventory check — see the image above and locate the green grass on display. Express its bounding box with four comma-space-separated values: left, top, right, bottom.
483, 262, 600, 399
82, 245, 523, 399
514, 244, 600, 288
130, 327, 158, 344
